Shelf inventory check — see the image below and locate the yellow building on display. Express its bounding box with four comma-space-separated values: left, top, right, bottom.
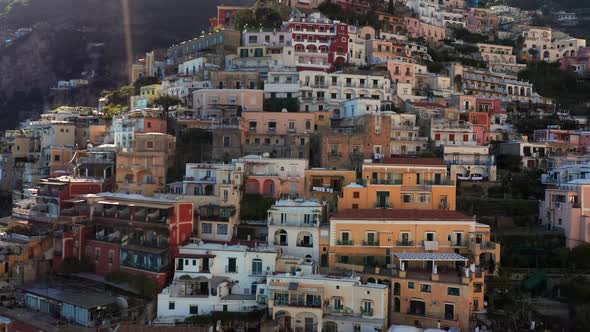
116, 133, 175, 196
339, 157, 456, 211
304, 169, 357, 213
328, 209, 500, 331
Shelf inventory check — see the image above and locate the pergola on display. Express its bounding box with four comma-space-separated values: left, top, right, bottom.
394, 252, 469, 273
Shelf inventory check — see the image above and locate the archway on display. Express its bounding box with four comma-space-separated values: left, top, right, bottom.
297, 231, 313, 247
263, 179, 275, 196
275, 311, 292, 332
274, 229, 288, 246
245, 179, 260, 194
295, 312, 319, 332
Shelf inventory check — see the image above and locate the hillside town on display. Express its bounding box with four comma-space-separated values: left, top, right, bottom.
0, 0, 589, 331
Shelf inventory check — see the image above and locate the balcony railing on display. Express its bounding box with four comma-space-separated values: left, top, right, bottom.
374, 202, 392, 208
362, 240, 380, 246
396, 240, 414, 246
297, 242, 314, 248
121, 260, 168, 273
225, 266, 238, 273
362, 309, 374, 317
274, 300, 321, 308
337, 240, 354, 246
273, 241, 288, 246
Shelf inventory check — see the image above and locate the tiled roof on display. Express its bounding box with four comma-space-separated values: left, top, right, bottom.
378, 157, 445, 166
331, 209, 473, 221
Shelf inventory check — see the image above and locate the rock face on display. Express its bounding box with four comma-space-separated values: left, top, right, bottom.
0, 0, 252, 130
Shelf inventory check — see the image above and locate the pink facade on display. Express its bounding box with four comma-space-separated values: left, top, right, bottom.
240, 157, 308, 199
540, 184, 590, 248
209, 6, 248, 28
387, 59, 415, 87
404, 18, 446, 42
559, 47, 590, 75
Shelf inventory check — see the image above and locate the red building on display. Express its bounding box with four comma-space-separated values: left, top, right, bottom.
27, 177, 106, 224
54, 193, 194, 290
288, 12, 351, 72
209, 5, 250, 28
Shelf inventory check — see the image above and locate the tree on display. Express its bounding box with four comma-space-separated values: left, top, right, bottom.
527, 48, 538, 61
154, 95, 181, 118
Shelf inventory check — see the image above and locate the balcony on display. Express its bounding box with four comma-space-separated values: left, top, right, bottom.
274, 299, 321, 308
273, 241, 288, 246
225, 266, 238, 273
297, 241, 314, 248
371, 179, 402, 185
336, 240, 354, 246
362, 240, 380, 246
121, 259, 168, 273
396, 240, 414, 247
125, 237, 169, 249
361, 309, 374, 317
374, 202, 392, 208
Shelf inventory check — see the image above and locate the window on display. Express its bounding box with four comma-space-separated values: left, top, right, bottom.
420, 284, 432, 293
448, 287, 460, 296
202, 223, 212, 234
340, 231, 351, 245
147, 141, 154, 149
353, 192, 360, 199
330, 144, 339, 156
408, 281, 415, 289
418, 193, 430, 203
108, 250, 114, 264
333, 297, 343, 310
54, 155, 60, 162
227, 258, 237, 273
252, 258, 263, 275
449, 134, 455, 141
425, 232, 435, 241
352, 204, 359, 209
217, 224, 228, 235
403, 194, 413, 203
189, 305, 198, 315
353, 325, 361, 332
435, 133, 441, 140
223, 136, 230, 147
474, 283, 483, 293
169, 302, 175, 310
94, 248, 100, 261
268, 122, 277, 132
305, 120, 311, 130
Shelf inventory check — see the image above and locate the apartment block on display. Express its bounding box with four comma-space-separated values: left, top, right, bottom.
165, 162, 243, 242
239, 155, 308, 199
329, 209, 500, 331
339, 157, 456, 211
443, 145, 497, 181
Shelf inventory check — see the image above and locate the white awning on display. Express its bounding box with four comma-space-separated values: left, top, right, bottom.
394, 252, 467, 262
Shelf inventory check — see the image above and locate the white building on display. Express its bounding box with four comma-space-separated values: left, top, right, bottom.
522, 27, 586, 62
541, 162, 590, 185
178, 57, 206, 76
268, 273, 389, 332
156, 241, 279, 323
341, 98, 382, 119
267, 199, 323, 264
299, 71, 392, 113
444, 145, 497, 181
264, 71, 301, 99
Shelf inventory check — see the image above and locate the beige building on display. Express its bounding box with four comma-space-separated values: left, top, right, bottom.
165, 162, 243, 242
443, 145, 497, 181
116, 133, 176, 196
267, 273, 389, 332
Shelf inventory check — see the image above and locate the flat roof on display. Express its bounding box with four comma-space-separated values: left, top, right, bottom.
21, 285, 117, 309
394, 252, 468, 261
331, 209, 473, 221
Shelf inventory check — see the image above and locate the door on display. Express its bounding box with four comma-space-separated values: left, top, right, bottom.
434, 173, 442, 184
228, 258, 237, 272
177, 258, 184, 271
202, 257, 209, 272
456, 233, 462, 246
304, 318, 314, 332
444, 303, 455, 320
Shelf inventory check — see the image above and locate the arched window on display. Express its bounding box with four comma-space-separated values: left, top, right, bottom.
394, 282, 401, 296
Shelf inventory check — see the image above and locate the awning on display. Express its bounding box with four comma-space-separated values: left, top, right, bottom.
63, 198, 85, 203
97, 200, 172, 209
394, 252, 468, 261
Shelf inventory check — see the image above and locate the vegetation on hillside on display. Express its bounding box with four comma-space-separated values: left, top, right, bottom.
106, 270, 158, 298
518, 62, 590, 111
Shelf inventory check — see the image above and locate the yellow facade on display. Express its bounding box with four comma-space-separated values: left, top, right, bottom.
339, 158, 456, 211
327, 209, 500, 331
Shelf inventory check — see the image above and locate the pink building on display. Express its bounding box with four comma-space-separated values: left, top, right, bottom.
209, 5, 250, 28
559, 47, 590, 76
193, 89, 263, 119
539, 181, 590, 248
387, 58, 415, 87
237, 155, 308, 199
241, 110, 315, 159
404, 18, 446, 43
288, 12, 352, 72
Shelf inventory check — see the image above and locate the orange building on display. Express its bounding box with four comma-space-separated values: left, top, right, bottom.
339, 157, 456, 211
328, 209, 500, 331
304, 169, 357, 213
116, 133, 176, 196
